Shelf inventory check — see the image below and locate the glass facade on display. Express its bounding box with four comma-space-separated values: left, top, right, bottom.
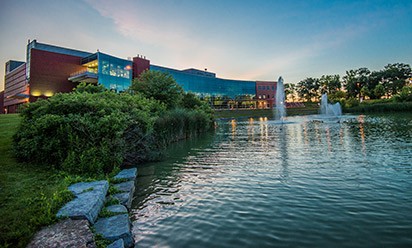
150, 65, 256, 98
97, 53, 132, 92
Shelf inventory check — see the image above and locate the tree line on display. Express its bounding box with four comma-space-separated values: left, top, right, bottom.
285, 63, 412, 103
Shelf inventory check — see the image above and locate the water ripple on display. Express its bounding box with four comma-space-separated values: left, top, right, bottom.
132, 114, 412, 247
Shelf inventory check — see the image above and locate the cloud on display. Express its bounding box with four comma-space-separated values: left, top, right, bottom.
85, 0, 194, 51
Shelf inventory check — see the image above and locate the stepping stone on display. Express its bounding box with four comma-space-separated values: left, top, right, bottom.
106, 204, 128, 214
114, 181, 135, 193
57, 181, 109, 224
94, 214, 133, 248
107, 239, 125, 248
27, 219, 95, 248
69, 180, 109, 196
113, 192, 133, 209
114, 168, 138, 181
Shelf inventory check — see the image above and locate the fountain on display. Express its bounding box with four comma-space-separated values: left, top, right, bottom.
320, 93, 342, 116
275, 76, 286, 121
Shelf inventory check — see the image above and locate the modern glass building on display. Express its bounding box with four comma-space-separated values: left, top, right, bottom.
69, 52, 133, 92
150, 65, 256, 99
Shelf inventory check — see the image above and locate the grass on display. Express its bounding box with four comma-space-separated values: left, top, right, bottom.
0, 114, 75, 247
345, 101, 412, 113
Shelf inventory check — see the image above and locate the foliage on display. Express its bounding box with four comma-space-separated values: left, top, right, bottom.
346, 102, 412, 113
182, 92, 203, 109
284, 83, 297, 101
153, 108, 214, 149
293, 62, 411, 104
73, 82, 107, 93
392, 85, 412, 102
373, 84, 385, 99
319, 74, 341, 94
381, 63, 412, 96
296, 77, 320, 102
130, 70, 184, 109
13, 89, 163, 176
342, 67, 370, 99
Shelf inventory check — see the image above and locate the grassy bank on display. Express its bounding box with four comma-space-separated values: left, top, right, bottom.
214, 103, 319, 119
0, 114, 75, 247
344, 101, 412, 113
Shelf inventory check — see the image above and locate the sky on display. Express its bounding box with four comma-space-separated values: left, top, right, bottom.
1, 0, 412, 91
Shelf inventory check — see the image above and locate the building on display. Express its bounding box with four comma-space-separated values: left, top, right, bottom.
133, 56, 277, 109
2, 40, 278, 113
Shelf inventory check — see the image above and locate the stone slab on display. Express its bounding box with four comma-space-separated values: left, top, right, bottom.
113, 192, 133, 209
27, 219, 96, 248
107, 239, 125, 248
68, 180, 109, 196
57, 181, 108, 224
114, 180, 135, 193
94, 214, 133, 248
114, 168, 138, 181
106, 204, 128, 214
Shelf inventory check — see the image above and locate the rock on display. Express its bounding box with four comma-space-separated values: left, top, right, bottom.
114, 180, 135, 193
106, 204, 128, 214
114, 168, 138, 181
27, 219, 95, 248
113, 192, 133, 209
68, 180, 109, 196
94, 214, 133, 248
57, 181, 108, 224
107, 239, 125, 248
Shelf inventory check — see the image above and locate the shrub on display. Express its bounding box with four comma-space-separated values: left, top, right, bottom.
13, 89, 164, 175
13, 83, 214, 176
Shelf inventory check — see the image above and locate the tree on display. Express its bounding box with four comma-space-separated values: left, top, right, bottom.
343, 68, 370, 99
284, 83, 297, 101
181, 92, 203, 109
381, 63, 412, 96
373, 84, 385, 99
130, 70, 184, 109
297, 78, 320, 102
319, 75, 341, 95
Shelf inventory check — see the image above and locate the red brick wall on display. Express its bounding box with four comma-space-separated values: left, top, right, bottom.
4, 63, 28, 113
132, 56, 150, 79
256, 81, 277, 108
29, 49, 84, 101
0, 91, 4, 114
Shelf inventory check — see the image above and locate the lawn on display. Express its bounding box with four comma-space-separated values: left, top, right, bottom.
0, 114, 73, 247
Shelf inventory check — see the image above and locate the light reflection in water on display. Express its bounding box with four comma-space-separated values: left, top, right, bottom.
132, 114, 412, 247
358, 115, 366, 155
231, 119, 237, 139
247, 118, 254, 142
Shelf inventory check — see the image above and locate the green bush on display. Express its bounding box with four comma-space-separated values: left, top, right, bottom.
13, 90, 163, 175
393, 86, 412, 102
154, 108, 213, 147
13, 83, 214, 176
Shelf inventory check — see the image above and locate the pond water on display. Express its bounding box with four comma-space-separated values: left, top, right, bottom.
131, 114, 412, 247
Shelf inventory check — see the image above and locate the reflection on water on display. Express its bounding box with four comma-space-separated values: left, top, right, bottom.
131, 113, 412, 247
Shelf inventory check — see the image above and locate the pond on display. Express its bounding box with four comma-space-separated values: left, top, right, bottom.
131, 113, 412, 247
